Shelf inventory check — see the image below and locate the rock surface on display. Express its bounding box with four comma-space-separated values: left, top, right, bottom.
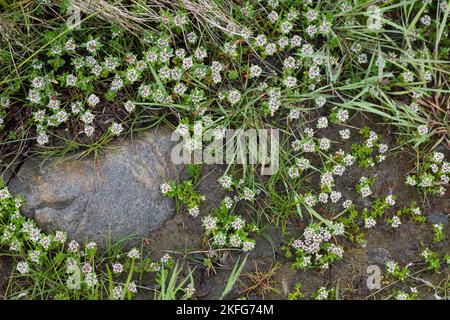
8, 127, 183, 246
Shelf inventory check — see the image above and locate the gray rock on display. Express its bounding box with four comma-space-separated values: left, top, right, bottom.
8, 127, 183, 246
367, 247, 391, 265
428, 212, 448, 226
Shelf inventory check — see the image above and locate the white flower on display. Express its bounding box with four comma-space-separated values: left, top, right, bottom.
306, 25, 317, 38
278, 36, 289, 48
223, 196, 233, 209
405, 176, 417, 186
112, 263, 123, 273
194, 47, 207, 60
124, 101, 136, 113
417, 125, 428, 136
70, 101, 83, 114
379, 144, 388, 154
265, 43, 277, 55
175, 123, 190, 137
84, 125, 95, 137
232, 217, 246, 230
332, 222, 345, 236
385, 195, 396, 206
420, 15, 431, 26
304, 128, 315, 138
227, 90, 241, 105
31, 76, 45, 89
288, 166, 300, 178
254, 34, 267, 47
186, 32, 198, 43
37, 131, 49, 146
391, 216, 401, 228
284, 56, 297, 70
188, 206, 200, 218
126, 68, 139, 83
243, 187, 256, 201
27, 89, 42, 104
113, 286, 123, 300
296, 157, 310, 170
86, 242, 96, 250
360, 186, 372, 198
86, 94, 100, 107
54, 231, 67, 243
288, 109, 301, 121
321, 172, 334, 188
386, 260, 398, 274
160, 254, 172, 264
396, 292, 408, 300
343, 199, 353, 209
402, 71, 414, 82
419, 176, 433, 188
229, 234, 242, 247
66, 74, 77, 87
339, 129, 351, 140
442, 162, 450, 173
303, 194, 317, 207
280, 21, 293, 34
316, 117, 328, 129
128, 282, 138, 294
182, 57, 193, 70
283, 76, 297, 88
127, 248, 140, 259
68, 240, 79, 252
65, 38, 76, 51
291, 35, 302, 47
358, 53, 368, 64
202, 215, 217, 231
315, 96, 326, 108
86, 39, 98, 53
319, 137, 331, 151
48, 98, 61, 110
332, 164, 345, 176
242, 241, 255, 252
337, 109, 349, 122
213, 232, 227, 247
318, 193, 329, 203
308, 65, 321, 79
432, 152, 444, 164
315, 287, 329, 300
306, 9, 318, 22
330, 191, 342, 203
319, 20, 332, 33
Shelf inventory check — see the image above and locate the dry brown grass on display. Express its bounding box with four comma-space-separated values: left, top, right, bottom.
69, 0, 245, 38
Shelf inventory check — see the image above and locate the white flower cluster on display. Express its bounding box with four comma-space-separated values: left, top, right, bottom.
291, 223, 345, 269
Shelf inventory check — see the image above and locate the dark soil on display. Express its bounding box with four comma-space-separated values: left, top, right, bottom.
1, 114, 448, 300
